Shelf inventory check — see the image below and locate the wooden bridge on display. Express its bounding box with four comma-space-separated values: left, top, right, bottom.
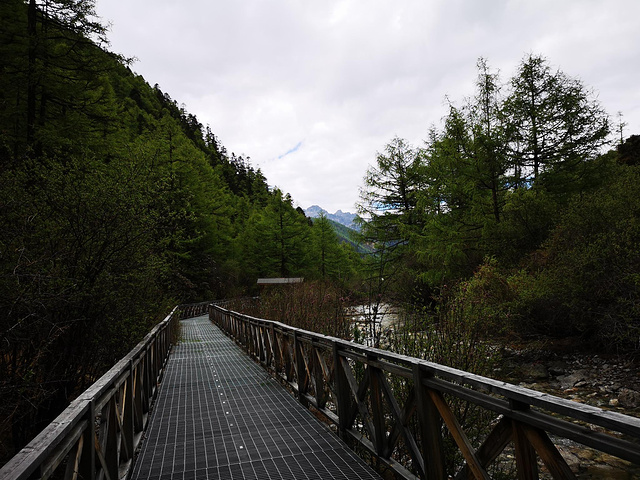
1, 302, 639, 479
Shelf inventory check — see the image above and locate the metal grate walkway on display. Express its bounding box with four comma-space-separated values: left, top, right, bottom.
130, 315, 381, 480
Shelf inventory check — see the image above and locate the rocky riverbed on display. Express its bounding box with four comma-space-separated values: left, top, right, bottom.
497, 342, 640, 478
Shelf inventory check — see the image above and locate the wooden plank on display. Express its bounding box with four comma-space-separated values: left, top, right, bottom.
64, 434, 84, 480
513, 422, 538, 480
343, 428, 420, 480
78, 401, 96, 480
316, 346, 332, 384
132, 362, 144, 432
120, 368, 134, 463
341, 356, 375, 439
385, 387, 416, 458
93, 433, 113, 480
377, 371, 424, 475
294, 332, 309, 406
300, 340, 313, 392
38, 421, 87, 480
428, 390, 490, 480
269, 327, 277, 367
521, 424, 577, 479
311, 346, 327, 408
368, 361, 386, 456
100, 398, 119, 480
366, 356, 414, 380
455, 416, 513, 480
265, 325, 274, 367
333, 344, 352, 435
281, 337, 293, 381
511, 400, 539, 479
413, 365, 446, 480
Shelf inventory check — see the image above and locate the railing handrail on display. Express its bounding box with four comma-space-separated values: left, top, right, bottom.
211, 306, 640, 436
210, 303, 640, 479
0, 302, 210, 480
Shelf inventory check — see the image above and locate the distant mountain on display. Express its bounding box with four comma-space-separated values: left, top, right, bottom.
305, 205, 359, 230
313, 217, 374, 255
305, 206, 373, 254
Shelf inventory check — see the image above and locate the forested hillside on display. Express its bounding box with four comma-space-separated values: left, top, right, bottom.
0, 0, 361, 462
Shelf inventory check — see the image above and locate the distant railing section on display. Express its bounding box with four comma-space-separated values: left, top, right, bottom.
210, 304, 640, 480
0, 303, 202, 480
178, 300, 212, 319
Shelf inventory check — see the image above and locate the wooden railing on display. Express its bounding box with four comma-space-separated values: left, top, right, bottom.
210, 304, 640, 480
0, 304, 198, 480
178, 300, 212, 319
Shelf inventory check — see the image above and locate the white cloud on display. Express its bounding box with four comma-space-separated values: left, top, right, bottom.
97, 0, 640, 213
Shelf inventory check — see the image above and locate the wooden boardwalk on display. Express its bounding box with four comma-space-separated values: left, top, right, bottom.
2, 304, 639, 480
129, 315, 381, 480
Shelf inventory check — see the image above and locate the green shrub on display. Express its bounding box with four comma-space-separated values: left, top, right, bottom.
453, 165, 640, 350
231, 281, 353, 338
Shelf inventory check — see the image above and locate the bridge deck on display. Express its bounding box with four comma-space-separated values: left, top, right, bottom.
130, 315, 381, 480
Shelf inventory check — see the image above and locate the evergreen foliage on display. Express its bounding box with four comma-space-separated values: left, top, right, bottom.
358, 54, 640, 350
0, 1, 357, 461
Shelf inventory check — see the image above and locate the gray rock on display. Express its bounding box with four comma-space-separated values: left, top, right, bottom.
521, 363, 549, 381
547, 361, 568, 376
618, 388, 640, 408
557, 369, 590, 390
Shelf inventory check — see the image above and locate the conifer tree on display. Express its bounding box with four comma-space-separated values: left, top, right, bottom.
504, 54, 610, 193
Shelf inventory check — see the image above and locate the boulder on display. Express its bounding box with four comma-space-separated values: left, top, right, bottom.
547, 361, 568, 376
557, 369, 590, 389
521, 363, 549, 381
618, 388, 640, 408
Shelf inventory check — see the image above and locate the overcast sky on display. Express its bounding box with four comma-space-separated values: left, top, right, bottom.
95, 0, 640, 213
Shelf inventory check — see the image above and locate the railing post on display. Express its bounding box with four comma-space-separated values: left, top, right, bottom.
281, 335, 292, 381
121, 362, 135, 463
260, 324, 268, 364
133, 358, 144, 432
333, 343, 351, 439
143, 346, 152, 414
264, 324, 272, 367
271, 324, 280, 373
151, 334, 159, 384
78, 400, 96, 480
413, 364, 445, 480
100, 397, 119, 480
249, 319, 256, 357
311, 344, 325, 408
510, 400, 538, 480
294, 332, 308, 407
368, 353, 385, 457
253, 322, 260, 360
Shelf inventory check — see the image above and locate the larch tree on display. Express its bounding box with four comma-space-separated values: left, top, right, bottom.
357, 136, 427, 302
504, 54, 610, 194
